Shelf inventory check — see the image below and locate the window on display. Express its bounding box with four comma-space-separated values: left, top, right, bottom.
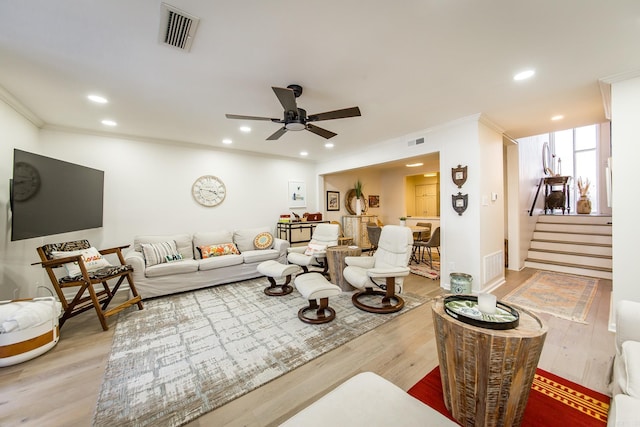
550, 124, 598, 213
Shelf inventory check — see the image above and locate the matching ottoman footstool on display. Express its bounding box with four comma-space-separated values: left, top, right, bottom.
294, 272, 342, 324
257, 260, 301, 296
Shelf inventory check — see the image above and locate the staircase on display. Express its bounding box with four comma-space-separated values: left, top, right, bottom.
524, 214, 612, 279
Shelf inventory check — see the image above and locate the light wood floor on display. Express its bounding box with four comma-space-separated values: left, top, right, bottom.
0, 268, 615, 427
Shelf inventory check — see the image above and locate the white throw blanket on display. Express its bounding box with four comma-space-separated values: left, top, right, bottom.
0, 297, 62, 333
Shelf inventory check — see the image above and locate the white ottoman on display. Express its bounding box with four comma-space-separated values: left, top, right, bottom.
280, 372, 457, 426
294, 272, 342, 324
0, 297, 62, 367
257, 260, 301, 296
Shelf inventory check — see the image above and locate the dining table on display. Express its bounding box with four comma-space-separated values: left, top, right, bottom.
408, 225, 429, 264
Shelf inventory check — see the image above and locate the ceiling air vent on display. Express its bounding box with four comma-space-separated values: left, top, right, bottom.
159, 3, 200, 52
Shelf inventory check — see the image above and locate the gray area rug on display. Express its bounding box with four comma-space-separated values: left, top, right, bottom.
93, 277, 428, 426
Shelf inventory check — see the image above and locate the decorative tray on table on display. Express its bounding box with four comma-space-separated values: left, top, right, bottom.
443, 295, 519, 330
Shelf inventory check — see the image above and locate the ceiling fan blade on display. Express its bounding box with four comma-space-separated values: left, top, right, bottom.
308, 106, 361, 122
306, 123, 337, 139
225, 114, 278, 121
267, 127, 288, 140
272, 86, 298, 113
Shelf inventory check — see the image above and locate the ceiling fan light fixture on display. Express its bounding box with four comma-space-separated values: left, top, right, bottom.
285, 122, 305, 131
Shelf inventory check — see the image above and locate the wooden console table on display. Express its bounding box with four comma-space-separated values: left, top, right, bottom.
432, 297, 547, 427
544, 175, 571, 214
276, 221, 329, 245
342, 215, 378, 249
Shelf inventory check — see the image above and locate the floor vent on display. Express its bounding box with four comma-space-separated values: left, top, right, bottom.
159, 3, 200, 52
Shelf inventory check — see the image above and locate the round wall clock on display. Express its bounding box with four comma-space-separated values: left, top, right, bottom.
192, 175, 226, 207
13, 161, 41, 201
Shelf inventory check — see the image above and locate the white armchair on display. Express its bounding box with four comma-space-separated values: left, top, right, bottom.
287, 223, 340, 276
608, 299, 640, 426
343, 225, 413, 313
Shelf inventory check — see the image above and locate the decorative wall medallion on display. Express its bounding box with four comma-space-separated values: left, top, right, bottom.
452, 192, 468, 216
452, 165, 467, 188
345, 188, 368, 215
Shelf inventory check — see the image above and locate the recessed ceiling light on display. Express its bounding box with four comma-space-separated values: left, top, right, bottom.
551, 115, 564, 121
101, 119, 117, 126
88, 94, 108, 104
423, 173, 437, 177
239, 126, 251, 133
300, 151, 308, 156
324, 142, 334, 148
406, 162, 423, 167
222, 139, 232, 144
513, 69, 535, 81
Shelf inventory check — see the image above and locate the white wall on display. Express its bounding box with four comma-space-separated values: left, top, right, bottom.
1, 102, 317, 299
610, 75, 640, 320
515, 134, 547, 269
0, 100, 42, 300
478, 121, 505, 289
318, 114, 505, 292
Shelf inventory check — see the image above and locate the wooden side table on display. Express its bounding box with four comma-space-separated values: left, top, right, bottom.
326, 245, 362, 291
432, 297, 547, 427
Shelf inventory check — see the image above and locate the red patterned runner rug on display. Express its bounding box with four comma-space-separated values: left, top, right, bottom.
408, 366, 609, 426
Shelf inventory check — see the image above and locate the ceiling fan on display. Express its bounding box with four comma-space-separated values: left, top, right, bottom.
225, 84, 361, 140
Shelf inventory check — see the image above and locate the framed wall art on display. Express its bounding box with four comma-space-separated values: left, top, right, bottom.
368, 195, 380, 208
452, 164, 468, 188
288, 180, 306, 208
326, 191, 340, 211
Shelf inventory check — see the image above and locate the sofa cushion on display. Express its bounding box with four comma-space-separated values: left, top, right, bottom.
234, 227, 271, 253
144, 259, 199, 278
193, 231, 234, 258
134, 234, 194, 260
198, 243, 241, 258
242, 249, 280, 264
254, 232, 274, 250
141, 241, 182, 266
198, 254, 244, 271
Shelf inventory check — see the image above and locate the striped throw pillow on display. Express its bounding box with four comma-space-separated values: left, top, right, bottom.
141, 241, 181, 266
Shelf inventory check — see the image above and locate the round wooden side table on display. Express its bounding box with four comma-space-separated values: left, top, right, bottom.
431, 296, 547, 427
326, 245, 362, 291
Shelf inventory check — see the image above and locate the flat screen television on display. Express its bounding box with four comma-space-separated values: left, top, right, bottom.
10, 149, 104, 241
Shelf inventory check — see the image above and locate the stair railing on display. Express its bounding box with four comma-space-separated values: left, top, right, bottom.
529, 178, 544, 216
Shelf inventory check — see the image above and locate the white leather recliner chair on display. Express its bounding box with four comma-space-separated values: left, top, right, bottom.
287, 223, 339, 276
343, 225, 413, 313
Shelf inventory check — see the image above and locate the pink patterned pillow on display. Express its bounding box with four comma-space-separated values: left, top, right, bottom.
198, 243, 240, 259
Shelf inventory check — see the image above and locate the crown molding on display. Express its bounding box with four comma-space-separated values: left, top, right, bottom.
0, 85, 45, 128
599, 69, 640, 84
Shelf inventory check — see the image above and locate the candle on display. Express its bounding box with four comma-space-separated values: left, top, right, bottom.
478, 293, 497, 314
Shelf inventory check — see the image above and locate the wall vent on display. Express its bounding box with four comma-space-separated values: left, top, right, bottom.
407, 137, 425, 147
159, 3, 200, 52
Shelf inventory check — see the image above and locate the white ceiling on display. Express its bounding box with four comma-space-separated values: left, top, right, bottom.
1, 1, 639, 163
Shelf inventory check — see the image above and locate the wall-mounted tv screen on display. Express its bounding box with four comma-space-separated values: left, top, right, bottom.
10, 149, 104, 241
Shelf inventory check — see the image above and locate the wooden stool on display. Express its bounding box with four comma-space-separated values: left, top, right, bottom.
294, 272, 342, 324
257, 260, 300, 296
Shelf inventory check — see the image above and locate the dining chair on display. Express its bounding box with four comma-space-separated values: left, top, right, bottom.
414, 226, 440, 268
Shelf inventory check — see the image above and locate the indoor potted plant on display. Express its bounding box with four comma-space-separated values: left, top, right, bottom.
399, 216, 407, 226
576, 177, 592, 214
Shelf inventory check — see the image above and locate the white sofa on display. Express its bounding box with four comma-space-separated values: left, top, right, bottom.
608, 300, 640, 426
125, 227, 289, 299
